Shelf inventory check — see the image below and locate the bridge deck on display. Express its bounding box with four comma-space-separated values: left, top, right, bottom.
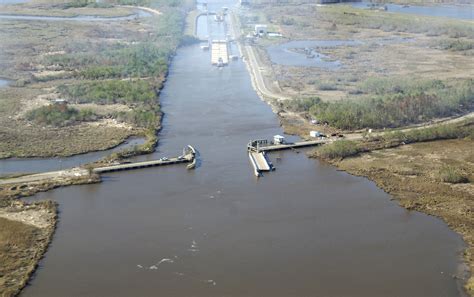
93, 155, 193, 174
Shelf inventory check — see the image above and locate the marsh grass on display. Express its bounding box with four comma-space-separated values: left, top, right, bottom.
0, 218, 40, 297
438, 166, 469, 183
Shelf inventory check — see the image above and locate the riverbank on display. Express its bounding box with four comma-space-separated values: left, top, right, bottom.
0, 168, 99, 297
0, 1, 190, 295
234, 5, 474, 295
321, 139, 474, 294
244, 37, 474, 297
0, 200, 56, 297
239, 3, 473, 129
0, 0, 185, 159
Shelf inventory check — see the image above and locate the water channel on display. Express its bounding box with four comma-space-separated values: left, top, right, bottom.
1, 1, 466, 296
350, 2, 473, 20
266, 40, 359, 69
0, 78, 10, 88
0, 137, 145, 175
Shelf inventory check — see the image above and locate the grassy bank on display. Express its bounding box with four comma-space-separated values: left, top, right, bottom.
306, 119, 474, 294
0, 0, 191, 295
327, 139, 474, 295
311, 120, 473, 160
0, 200, 57, 297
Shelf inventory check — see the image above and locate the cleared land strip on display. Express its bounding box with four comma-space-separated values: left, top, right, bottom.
0, 168, 88, 185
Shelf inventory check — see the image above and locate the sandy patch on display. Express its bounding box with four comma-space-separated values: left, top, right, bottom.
69, 102, 132, 114
88, 118, 134, 130
14, 92, 57, 120
0, 206, 53, 229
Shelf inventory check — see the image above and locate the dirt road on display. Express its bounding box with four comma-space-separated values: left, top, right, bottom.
0, 168, 89, 186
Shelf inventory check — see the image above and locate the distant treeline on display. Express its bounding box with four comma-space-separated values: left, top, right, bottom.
284, 78, 473, 130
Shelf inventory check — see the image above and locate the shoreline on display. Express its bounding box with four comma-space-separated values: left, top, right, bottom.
233, 9, 473, 295
0, 6, 471, 296
0, 200, 57, 296
322, 140, 473, 295
0, 4, 174, 296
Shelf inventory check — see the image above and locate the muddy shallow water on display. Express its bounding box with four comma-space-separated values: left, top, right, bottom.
10, 1, 468, 296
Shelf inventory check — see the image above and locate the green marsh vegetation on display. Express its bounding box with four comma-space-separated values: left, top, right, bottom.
313, 120, 473, 160
296, 78, 474, 130
38, 0, 187, 129
27, 104, 98, 127
0, 0, 191, 157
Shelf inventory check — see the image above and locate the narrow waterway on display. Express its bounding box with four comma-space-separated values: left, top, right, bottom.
0, 78, 10, 88
350, 2, 473, 20
0, 137, 145, 175
15, 2, 467, 296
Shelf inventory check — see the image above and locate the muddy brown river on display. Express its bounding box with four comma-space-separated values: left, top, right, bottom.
11, 1, 468, 296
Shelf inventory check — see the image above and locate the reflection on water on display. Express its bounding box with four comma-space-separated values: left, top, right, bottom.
350, 2, 473, 20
